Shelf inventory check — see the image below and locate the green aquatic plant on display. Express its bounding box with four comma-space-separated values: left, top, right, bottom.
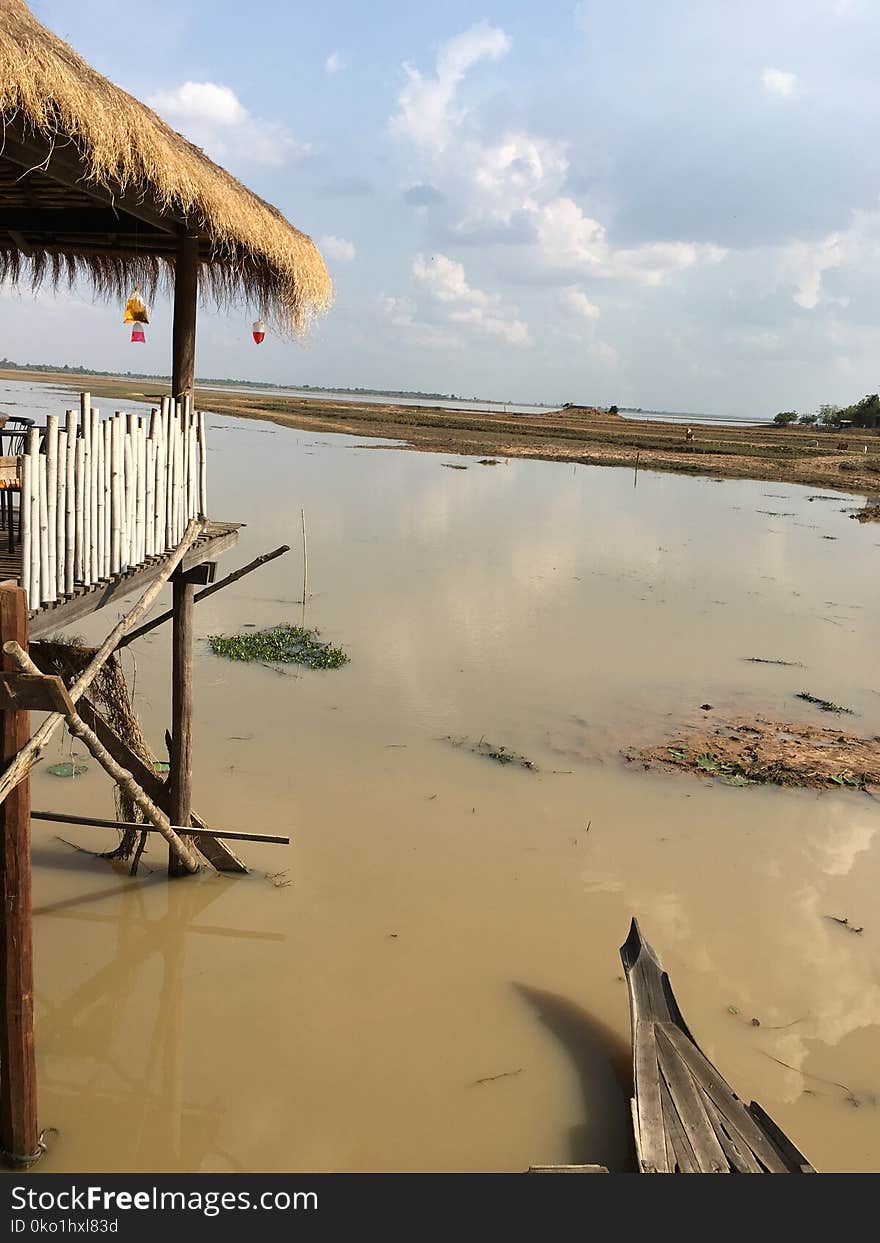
207, 624, 349, 670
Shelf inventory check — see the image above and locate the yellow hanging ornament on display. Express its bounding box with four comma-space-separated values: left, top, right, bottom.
123, 287, 149, 324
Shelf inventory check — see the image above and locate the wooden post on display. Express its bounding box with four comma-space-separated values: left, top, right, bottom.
168, 570, 195, 876
0, 586, 39, 1165
172, 235, 199, 401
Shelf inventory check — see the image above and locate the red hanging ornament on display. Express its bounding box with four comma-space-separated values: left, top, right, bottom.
130, 324, 146, 344
252, 319, 266, 345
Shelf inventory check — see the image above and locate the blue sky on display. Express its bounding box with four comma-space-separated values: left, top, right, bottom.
6, 0, 880, 414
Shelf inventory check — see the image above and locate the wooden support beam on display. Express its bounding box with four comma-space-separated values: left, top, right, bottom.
172, 235, 199, 401
168, 571, 195, 877
119, 545, 290, 649
0, 587, 39, 1167
0, 672, 73, 715
31, 811, 289, 845
0, 209, 167, 236
0, 520, 203, 809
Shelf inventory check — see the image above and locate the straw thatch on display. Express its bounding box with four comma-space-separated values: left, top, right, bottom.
0, 0, 332, 334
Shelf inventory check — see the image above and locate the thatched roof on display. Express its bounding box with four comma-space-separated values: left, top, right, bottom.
0, 0, 332, 334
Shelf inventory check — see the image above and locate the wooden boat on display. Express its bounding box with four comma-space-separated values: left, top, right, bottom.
621, 918, 816, 1173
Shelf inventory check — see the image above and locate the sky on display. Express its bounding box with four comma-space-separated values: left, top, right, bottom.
6, 0, 880, 415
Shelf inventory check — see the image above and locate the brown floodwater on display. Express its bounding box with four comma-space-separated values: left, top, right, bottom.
20, 386, 880, 1173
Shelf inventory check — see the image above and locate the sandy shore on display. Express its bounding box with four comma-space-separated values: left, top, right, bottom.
4, 368, 880, 495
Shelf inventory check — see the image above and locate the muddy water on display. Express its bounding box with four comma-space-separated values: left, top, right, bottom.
22, 392, 880, 1173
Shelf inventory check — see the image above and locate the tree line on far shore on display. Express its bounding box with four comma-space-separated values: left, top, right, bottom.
774, 394, 880, 428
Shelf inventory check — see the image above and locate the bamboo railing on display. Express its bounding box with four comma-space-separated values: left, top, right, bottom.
18, 393, 207, 610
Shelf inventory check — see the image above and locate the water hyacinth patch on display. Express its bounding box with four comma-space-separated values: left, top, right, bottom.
207, 624, 349, 670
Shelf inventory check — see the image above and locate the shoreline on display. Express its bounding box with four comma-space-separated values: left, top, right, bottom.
3, 367, 879, 495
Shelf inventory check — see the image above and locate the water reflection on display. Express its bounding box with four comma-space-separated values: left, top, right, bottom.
20, 380, 880, 1172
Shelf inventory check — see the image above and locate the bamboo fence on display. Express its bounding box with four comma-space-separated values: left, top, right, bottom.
17, 393, 208, 609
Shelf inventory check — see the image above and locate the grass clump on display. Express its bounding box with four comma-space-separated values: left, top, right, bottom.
208, 624, 349, 670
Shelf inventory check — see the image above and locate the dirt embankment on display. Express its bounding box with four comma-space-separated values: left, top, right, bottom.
4, 369, 880, 494
628, 717, 880, 792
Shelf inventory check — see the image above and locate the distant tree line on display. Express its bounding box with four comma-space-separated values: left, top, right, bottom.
775, 395, 880, 428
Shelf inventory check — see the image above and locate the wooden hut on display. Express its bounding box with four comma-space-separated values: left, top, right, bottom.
0, 0, 328, 1166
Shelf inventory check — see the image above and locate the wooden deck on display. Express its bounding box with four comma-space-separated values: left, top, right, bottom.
0, 519, 240, 637
621, 918, 815, 1173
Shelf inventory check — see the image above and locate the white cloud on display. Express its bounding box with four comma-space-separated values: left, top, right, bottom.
149, 80, 308, 166
780, 233, 844, 308
560, 288, 600, 319
325, 51, 346, 74
320, 235, 356, 262
412, 253, 530, 345
610, 240, 727, 286
762, 67, 798, 97
391, 22, 511, 152
390, 31, 727, 292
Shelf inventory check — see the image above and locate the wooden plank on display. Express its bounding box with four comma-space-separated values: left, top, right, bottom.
655, 1024, 729, 1172
633, 1019, 668, 1173
658, 1075, 698, 1173
168, 572, 195, 877
27, 522, 240, 637
0, 586, 39, 1165
662, 1021, 791, 1172
0, 672, 74, 714
703, 1093, 762, 1174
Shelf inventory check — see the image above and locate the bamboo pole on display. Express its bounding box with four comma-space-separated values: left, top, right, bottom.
30, 810, 289, 845
55, 432, 66, 596
64, 410, 76, 596
6, 643, 200, 874
123, 431, 134, 571
0, 519, 204, 811
197, 411, 207, 517
45, 415, 58, 600
0, 587, 39, 1166
56, 430, 66, 596
162, 397, 172, 551
190, 416, 198, 520
169, 407, 177, 547
102, 420, 112, 579
74, 439, 85, 586
145, 438, 155, 559
89, 409, 100, 585
110, 416, 122, 576
95, 418, 105, 580
37, 456, 50, 606
180, 404, 186, 532
19, 452, 31, 608
134, 419, 145, 567
82, 401, 91, 588
27, 429, 39, 608
301, 507, 308, 629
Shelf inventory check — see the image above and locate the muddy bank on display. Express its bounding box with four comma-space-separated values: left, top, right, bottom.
5, 369, 880, 495
627, 716, 880, 791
